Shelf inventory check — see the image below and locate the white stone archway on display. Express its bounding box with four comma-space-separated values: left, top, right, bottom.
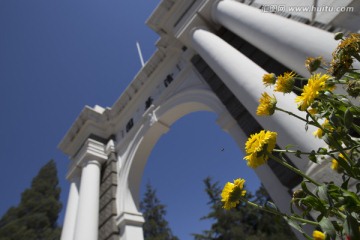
59, 1, 358, 239
115, 87, 225, 237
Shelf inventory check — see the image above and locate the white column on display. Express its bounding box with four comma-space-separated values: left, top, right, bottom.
60, 173, 80, 240
190, 28, 324, 171
211, 0, 340, 77
72, 139, 108, 240
73, 160, 102, 240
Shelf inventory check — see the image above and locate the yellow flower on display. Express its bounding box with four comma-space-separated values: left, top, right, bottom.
256, 92, 277, 116
274, 72, 295, 93
313, 230, 325, 240
313, 119, 333, 138
308, 108, 317, 116
262, 73, 276, 87
331, 159, 339, 171
313, 128, 323, 138
295, 73, 331, 111
331, 153, 345, 171
244, 130, 277, 168
221, 178, 247, 210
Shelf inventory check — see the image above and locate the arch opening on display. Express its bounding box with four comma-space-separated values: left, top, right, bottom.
140, 112, 261, 239
119, 88, 261, 238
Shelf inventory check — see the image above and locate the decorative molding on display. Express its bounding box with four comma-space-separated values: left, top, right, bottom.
74, 138, 108, 168
116, 212, 145, 228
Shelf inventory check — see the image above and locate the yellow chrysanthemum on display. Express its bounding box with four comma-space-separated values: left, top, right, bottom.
262, 73, 276, 87
313, 230, 325, 240
244, 130, 277, 168
274, 72, 295, 93
256, 92, 277, 116
221, 178, 247, 210
313, 119, 333, 138
295, 73, 331, 111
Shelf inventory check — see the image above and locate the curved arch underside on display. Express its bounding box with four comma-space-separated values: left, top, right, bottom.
119, 87, 226, 214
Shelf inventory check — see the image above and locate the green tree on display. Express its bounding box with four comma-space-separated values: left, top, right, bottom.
140, 182, 178, 240
0, 159, 62, 240
193, 177, 297, 240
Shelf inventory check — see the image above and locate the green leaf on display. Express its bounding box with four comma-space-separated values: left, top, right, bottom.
336, 155, 353, 176
286, 218, 305, 234
343, 214, 360, 240
344, 108, 353, 129
342, 190, 360, 205
301, 181, 316, 197
316, 185, 329, 203
295, 150, 302, 158
329, 112, 342, 126
317, 148, 328, 154
264, 201, 279, 211
285, 144, 295, 150
319, 218, 336, 239
308, 150, 317, 163
341, 177, 350, 190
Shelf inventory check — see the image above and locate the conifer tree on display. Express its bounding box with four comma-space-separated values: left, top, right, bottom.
0, 159, 62, 240
193, 177, 297, 240
140, 182, 178, 240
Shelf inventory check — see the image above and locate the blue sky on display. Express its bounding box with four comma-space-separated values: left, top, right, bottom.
0, 0, 260, 238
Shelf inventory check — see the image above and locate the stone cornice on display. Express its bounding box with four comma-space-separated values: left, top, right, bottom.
58, 106, 113, 158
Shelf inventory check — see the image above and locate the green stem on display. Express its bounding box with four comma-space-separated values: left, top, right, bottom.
293, 86, 304, 92
276, 107, 308, 123
245, 200, 319, 226
351, 123, 360, 136
268, 153, 321, 186
305, 110, 323, 129
272, 145, 360, 156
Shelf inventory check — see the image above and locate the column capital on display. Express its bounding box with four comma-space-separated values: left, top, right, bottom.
74, 138, 108, 168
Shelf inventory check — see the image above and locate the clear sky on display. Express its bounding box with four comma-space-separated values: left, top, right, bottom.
0, 0, 261, 239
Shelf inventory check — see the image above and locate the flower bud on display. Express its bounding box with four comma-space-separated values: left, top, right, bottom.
293, 189, 306, 199
346, 80, 360, 98
305, 56, 322, 73
334, 32, 344, 40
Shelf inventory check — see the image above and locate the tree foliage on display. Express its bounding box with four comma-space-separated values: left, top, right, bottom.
0, 160, 62, 240
140, 182, 178, 240
193, 177, 297, 240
